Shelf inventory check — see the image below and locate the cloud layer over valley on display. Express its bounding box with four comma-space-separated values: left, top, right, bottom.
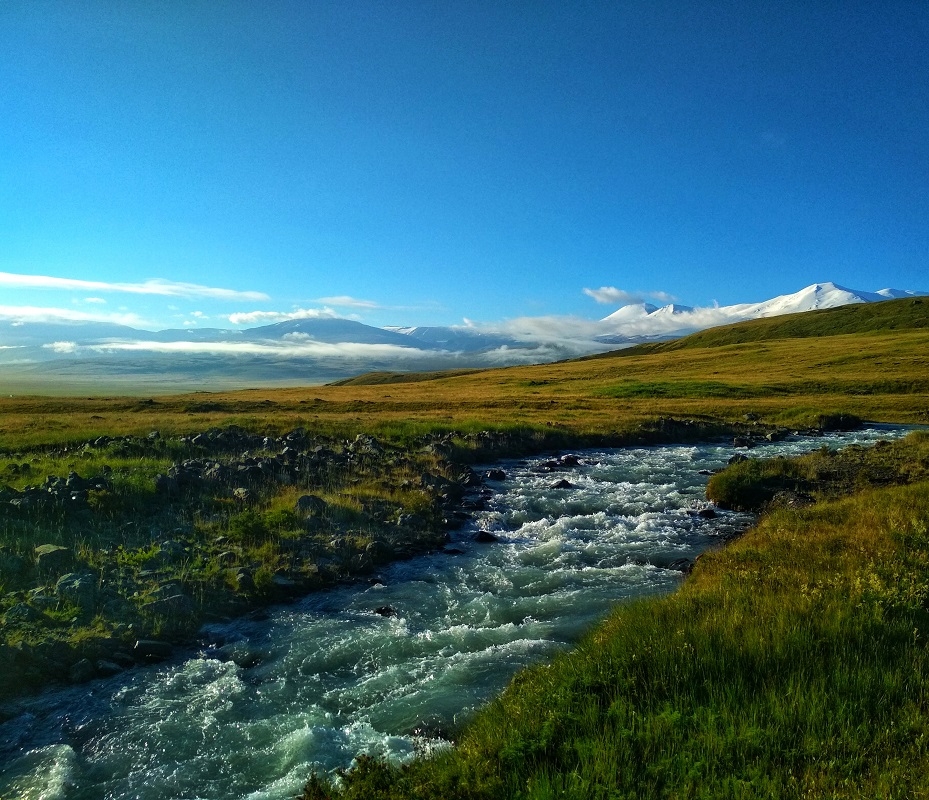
1, 280, 925, 392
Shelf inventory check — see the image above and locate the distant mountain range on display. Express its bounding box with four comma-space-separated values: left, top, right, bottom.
1, 282, 925, 392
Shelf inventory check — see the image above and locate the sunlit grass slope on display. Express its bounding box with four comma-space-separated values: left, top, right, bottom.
1, 298, 927, 451
303, 433, 929, 799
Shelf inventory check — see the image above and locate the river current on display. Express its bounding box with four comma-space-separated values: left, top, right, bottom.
0, 427, 909, 799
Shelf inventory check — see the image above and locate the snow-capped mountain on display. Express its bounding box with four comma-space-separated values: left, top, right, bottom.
596, 282, 927, 342
0, 281, 925, 390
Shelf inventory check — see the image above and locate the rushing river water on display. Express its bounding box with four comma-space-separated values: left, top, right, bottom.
0, 426, 911, 800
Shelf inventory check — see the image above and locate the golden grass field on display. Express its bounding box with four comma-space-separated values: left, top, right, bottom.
2, 326, 927, 451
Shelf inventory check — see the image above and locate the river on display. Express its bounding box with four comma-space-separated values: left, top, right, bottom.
0, 426, 909, 799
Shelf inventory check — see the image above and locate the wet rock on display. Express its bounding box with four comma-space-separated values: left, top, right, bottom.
457, 467, 481, 487
218, 642, 264, 668
473, 530, 500, 544
485, 469, 507, 481
667, 558, 694, 573
34, 544, 73, 575
69, 659, 96, 683
559, 454, 580, 467
728, 454, 749, 465
733, 436, 753, 448
96, 659, 123, 677
551, 479, 574, 490
271, 575, 299, 593
697, 507, 717, 519
374, 605, 397, 617
134, 639, 173, 661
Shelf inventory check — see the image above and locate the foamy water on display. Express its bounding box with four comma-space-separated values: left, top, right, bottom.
0, 427, 907, 799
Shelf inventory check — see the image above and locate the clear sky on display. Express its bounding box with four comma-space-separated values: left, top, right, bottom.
1, 1, 926, 332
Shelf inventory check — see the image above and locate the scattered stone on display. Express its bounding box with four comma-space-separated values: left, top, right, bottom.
232, 487, 252, 503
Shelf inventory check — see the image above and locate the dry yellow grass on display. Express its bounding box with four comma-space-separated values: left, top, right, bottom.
2, 328, 927, 449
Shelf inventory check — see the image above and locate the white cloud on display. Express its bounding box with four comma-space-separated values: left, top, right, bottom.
83, 297, 107, 304
315, 295, 381, 309
228, 307, 337, 325
0, 271, 268, 301
86, 339, 428, 359
584, 287, 644, 305
485, 315, 608, 346
0, 304, 146, 326
583, 286, 678, 306
42, 341, 78, 354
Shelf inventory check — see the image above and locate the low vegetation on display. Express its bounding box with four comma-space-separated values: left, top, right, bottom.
302, 432, 929, 799
1, 296, 927, 792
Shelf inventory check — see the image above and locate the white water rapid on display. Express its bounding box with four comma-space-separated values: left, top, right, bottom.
0, 427, 909, 799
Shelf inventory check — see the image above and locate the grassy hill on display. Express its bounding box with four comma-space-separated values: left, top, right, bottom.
621, 294, 929, 353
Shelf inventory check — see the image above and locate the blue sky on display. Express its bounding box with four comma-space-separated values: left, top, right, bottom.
1, 1, 926, 332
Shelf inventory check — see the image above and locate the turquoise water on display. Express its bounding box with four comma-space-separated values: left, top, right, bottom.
0, 428, 908, 799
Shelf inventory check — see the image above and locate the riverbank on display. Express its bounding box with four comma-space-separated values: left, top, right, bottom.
301, 429, 929, 799
1, 416, 792, 705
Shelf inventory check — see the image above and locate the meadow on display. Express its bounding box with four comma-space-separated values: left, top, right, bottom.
1, 296, 928, 795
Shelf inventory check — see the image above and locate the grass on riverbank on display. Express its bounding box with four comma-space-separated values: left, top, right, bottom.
303, 434, 929, 799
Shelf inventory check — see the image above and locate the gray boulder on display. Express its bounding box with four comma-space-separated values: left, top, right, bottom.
34, 544, 73, 574
55, 572, 97, 611
295, 494, 327, 516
